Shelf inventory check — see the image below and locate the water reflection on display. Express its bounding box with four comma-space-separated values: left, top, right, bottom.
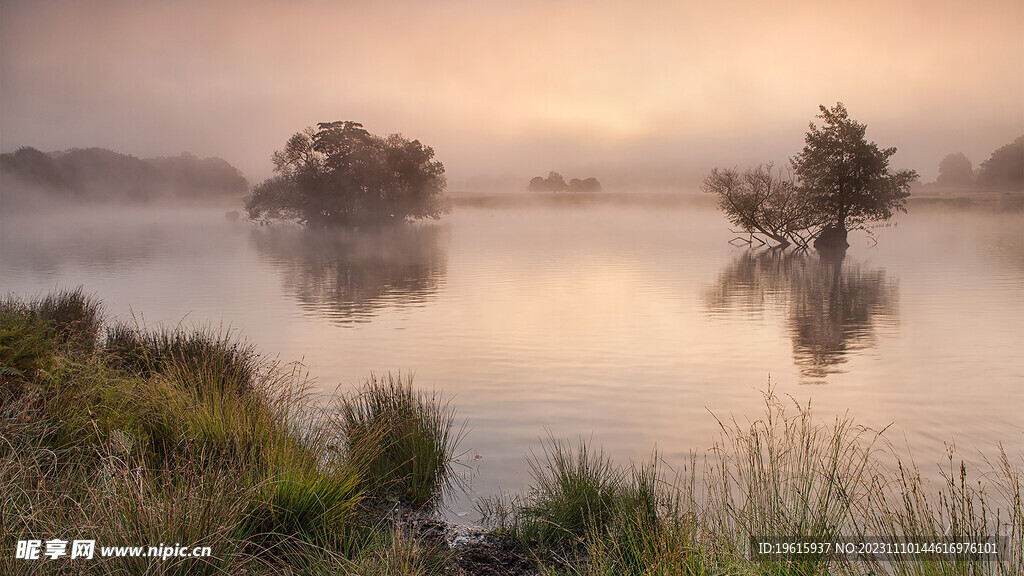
707, 250, 898, 381
251, 225, 449, 325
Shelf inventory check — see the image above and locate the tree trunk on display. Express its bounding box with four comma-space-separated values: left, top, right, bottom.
813, 225, 849, 251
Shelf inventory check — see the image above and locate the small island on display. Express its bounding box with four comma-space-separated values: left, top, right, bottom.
527, 171, 602, 193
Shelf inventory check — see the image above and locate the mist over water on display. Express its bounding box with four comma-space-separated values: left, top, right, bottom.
2, 197, 1022, 523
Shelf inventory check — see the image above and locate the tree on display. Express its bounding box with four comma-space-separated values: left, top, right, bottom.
544, 171, 567, 191
791, 103, 917, 247
528, 172, 601, 192
526, 171, 568, 192
701, 164, 824, 248
936, 152, 973, 187
527, 176, 547, 192
0, 147, 65, 189
567, 177, 602, 192
244, 121, 449, 227
977, 135, 1023, 191
705, 103, 916, 250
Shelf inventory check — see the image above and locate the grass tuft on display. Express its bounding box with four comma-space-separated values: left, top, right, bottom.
103, 321, 259, 392
338, 373, 464, 508
1, 287, 103, 392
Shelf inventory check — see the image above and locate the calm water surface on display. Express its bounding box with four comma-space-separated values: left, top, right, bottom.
2, 196, 1022, 522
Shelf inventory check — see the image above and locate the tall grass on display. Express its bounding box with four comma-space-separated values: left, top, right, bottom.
104, 321, 259, 391
480, 438, 700, 574
702, 391, 881, 574
0, 290, 461, 575
483, 391, 1024, 576
861, 446, 1024, 575
0, 305, 53, 386
1, 287, 103, 383
337, 373, 464, 508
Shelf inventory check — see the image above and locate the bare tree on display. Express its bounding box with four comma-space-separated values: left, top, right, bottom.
702, 164, 825, 248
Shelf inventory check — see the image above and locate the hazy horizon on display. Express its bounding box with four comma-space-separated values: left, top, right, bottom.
2, 0, 1022, 190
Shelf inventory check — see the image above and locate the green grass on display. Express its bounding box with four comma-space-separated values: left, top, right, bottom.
0, 290, 461, 575
480, 440, 707, 575
104, 321, 260, 391
337, 373, 464, 508
1, 287, 103, 384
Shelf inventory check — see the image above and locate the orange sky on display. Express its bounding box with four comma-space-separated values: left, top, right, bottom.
2, 0, 1022, 188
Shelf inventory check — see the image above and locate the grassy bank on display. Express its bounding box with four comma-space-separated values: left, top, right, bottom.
481, 393, 1023, 575
2, 289, 1022, 575
1, 288, 460, 575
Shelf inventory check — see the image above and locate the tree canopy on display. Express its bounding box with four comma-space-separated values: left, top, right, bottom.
936, 152, 974, 187
704, 103, 917, 249
977, 135, 1023, 191
244, 122, 449, 227
791, 103, 917, 236
568, 177, 602, 192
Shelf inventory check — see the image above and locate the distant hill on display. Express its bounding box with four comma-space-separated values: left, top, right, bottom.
0, 147, 248, 201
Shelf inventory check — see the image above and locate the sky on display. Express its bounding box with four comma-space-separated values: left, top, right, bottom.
2, 0, 1022, 190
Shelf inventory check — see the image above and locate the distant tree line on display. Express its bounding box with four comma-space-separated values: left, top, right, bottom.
933, 135, 1023, 190
0, 146, 248, 200
527, 171, 602, 192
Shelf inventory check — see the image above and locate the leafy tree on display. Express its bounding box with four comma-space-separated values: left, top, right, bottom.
567, 177, 602, 192
0, 147, 65, 189
527, 171, 568, 192
705, 103, 916, 249
527, 176, 547, 192
936, 152, 973, 187
544, 171, 567, 191
977, 135, 1023, 191
791, 103, 917, 246
244, 122, 449, 227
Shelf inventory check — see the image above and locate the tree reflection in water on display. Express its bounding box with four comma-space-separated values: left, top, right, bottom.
706, 249, 898, 382
251, 224, 448, 325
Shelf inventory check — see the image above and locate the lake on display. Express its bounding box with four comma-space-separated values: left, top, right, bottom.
2, 194, 1022, 523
